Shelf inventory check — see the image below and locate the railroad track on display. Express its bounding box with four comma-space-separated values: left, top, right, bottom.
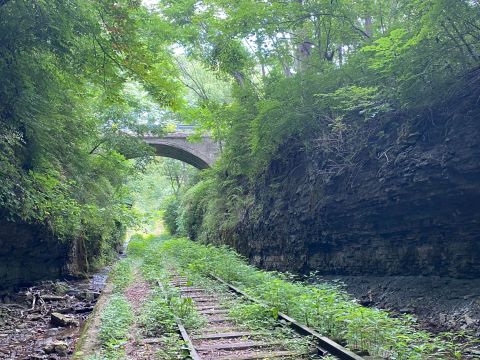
170, 274, 365, 360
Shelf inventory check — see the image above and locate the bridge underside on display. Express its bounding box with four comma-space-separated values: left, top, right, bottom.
149, 143, 211, 170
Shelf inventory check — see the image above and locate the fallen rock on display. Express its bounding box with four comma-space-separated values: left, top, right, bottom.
44, 340, 68, 355
50, 312, 79, 327
438, 313, 447, 324
464, 314, 476, 326
27, 314, 43, 321
74, 291, 97, 301
74, 306, 94, 314
41, 294, 65, 301
359, 299, 373, 306
143, 338, 162, 344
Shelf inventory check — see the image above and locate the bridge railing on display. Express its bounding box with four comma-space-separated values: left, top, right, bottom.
175, 124, 196, 132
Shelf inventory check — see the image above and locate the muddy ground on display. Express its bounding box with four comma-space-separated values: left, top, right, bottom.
315, 274, 480, 336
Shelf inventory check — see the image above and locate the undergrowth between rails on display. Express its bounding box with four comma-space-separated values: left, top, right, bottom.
131, 235, 475, 360
88, 234, 476, 359
181, 270, 319, 356
89, 246, 203, 359
130, 233, 324, 359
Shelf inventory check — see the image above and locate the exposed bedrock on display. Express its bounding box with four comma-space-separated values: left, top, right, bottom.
0, 217, 69, 291
0, 213, 98, 292
228, 99, 480, 279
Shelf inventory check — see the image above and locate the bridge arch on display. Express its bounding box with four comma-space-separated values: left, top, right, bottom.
143, 133, 219, 170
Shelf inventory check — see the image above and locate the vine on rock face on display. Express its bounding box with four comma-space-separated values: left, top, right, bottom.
162, 0, 480, 273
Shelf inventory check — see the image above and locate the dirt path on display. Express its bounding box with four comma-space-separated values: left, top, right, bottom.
124, 269, 157, 359
75, 266, 163, 359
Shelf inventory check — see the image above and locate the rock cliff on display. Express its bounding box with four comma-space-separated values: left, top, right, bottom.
0, 217, 70, 291
227, 87, 480, 278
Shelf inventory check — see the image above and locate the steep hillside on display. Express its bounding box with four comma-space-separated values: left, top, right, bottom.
176, 75, 480, 279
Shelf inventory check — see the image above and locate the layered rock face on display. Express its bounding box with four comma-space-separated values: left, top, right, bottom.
0, 218, 69, 291
229, 98, 480, 279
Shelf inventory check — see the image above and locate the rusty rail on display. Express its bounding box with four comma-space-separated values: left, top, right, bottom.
176, 316, 202, 360
210, 274, 365, 360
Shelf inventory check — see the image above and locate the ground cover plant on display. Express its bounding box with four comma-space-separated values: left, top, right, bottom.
90, 236, 203, 359
129, 233, 324, 358
129, 234, 207, 332
126, 234, 206, 358
180, 268, 316, 354
94, 259, 134, 359
154, 237, 471, 359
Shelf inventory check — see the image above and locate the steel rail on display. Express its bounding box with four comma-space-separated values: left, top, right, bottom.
210, 274, 365, 360
176, 316, 202, 360
158, 278, 202, 360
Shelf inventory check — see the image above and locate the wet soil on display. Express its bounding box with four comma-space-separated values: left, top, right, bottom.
0, 269, 109, 359
313, 275, 480, 336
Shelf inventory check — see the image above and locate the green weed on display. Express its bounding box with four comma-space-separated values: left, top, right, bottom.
109, 259, 133, 293
140, 293, 177, 336
229, 302, 277, 330
155, 238, 466, 359
98, 294, 133, 359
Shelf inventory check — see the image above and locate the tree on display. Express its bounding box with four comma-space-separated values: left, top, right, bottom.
0, 0, 182, 265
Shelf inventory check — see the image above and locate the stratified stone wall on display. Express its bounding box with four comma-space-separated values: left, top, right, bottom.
221, 95, 480, 279
0, 217, 69, 291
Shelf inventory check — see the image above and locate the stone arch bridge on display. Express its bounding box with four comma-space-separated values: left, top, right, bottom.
143, 126, 219, 169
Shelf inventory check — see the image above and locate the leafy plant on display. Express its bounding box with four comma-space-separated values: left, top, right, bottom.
140, 294, 177, 336
155, 238, 467, 359
109, 259, 133, 293
98, 294, 133, 359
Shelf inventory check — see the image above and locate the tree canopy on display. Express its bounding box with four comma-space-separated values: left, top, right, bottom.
1, 0, 479, 265
0, 0, 183, 263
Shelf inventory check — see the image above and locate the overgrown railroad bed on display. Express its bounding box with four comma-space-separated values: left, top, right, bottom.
85, 234, 478, 359
171, 274, 326, 359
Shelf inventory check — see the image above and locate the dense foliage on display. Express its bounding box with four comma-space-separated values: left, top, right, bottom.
2, 0, 480, 276
94, 258, 134, 359
162, 0, 480, 243
152, 237, 471, 359
0, 0, 181, 266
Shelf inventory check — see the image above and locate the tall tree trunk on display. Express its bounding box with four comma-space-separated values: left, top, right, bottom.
293, 0, 312, 72
233, 71, 245, 87
365, 15, 373, 38
296, 40, 313, 72
337, 44, 343, 66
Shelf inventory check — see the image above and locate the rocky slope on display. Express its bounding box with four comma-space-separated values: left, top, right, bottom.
315, 274, 480, 336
